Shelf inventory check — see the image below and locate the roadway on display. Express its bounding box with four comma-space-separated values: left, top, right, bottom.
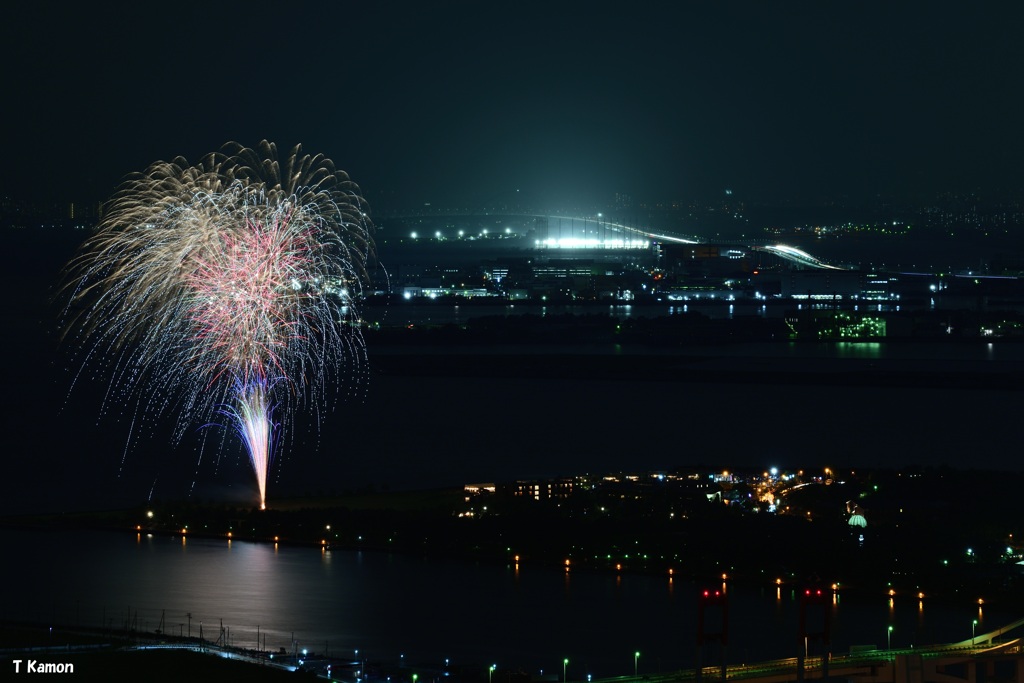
594, 617, 1024, 683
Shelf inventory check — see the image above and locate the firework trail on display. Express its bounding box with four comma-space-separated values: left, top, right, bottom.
62, 141, 375, 509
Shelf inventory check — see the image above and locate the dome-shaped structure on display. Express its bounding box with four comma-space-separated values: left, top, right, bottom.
848, 513, 867, 528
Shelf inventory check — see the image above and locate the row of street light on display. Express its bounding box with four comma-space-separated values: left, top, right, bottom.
400, 622, 986, 683
884, 618, 981, 651
481, 652, 639, 683
399, 619, 983, 683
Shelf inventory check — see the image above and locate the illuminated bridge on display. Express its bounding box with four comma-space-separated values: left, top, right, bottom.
384, 210, 844, 271
595, 617, 1024, 683
542, 217, 845, 271
751, 244, 845, 271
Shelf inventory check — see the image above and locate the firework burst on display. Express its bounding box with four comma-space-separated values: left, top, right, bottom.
62, 141, 375, 508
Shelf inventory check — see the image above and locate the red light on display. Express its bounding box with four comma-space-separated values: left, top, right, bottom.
816, 590, 822, 595
703, 590, 709, 597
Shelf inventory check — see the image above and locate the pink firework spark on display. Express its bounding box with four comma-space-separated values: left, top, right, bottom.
187, 208, 316, 385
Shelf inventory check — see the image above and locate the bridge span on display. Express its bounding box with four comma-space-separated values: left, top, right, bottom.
382, 210, 844, 271
597, 618, 1024, 683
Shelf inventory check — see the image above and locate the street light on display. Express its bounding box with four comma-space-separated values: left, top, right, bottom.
489, 664, 496, 683
564, 658, 569, 682
887, 626, 893, 650
973, 619, 978, 642
635, 652, 640, 678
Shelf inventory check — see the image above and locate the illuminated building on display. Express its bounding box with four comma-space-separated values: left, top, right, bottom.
785, 311, 886, 339
513, 478, 574, 501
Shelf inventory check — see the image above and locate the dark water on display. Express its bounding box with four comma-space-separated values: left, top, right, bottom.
1, 529, 1013, 677
4, 337, 1024, 514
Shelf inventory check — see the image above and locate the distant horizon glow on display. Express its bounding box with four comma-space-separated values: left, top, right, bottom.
538, 237, 650, 250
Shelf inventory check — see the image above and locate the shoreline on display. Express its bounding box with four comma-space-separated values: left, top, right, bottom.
3, 502, 1022, 614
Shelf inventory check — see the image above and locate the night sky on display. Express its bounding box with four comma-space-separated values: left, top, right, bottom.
4, 1, 1023, 209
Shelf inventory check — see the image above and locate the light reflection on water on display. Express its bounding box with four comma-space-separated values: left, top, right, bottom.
2, 529, 1014, 677
835, 342, 882, 359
